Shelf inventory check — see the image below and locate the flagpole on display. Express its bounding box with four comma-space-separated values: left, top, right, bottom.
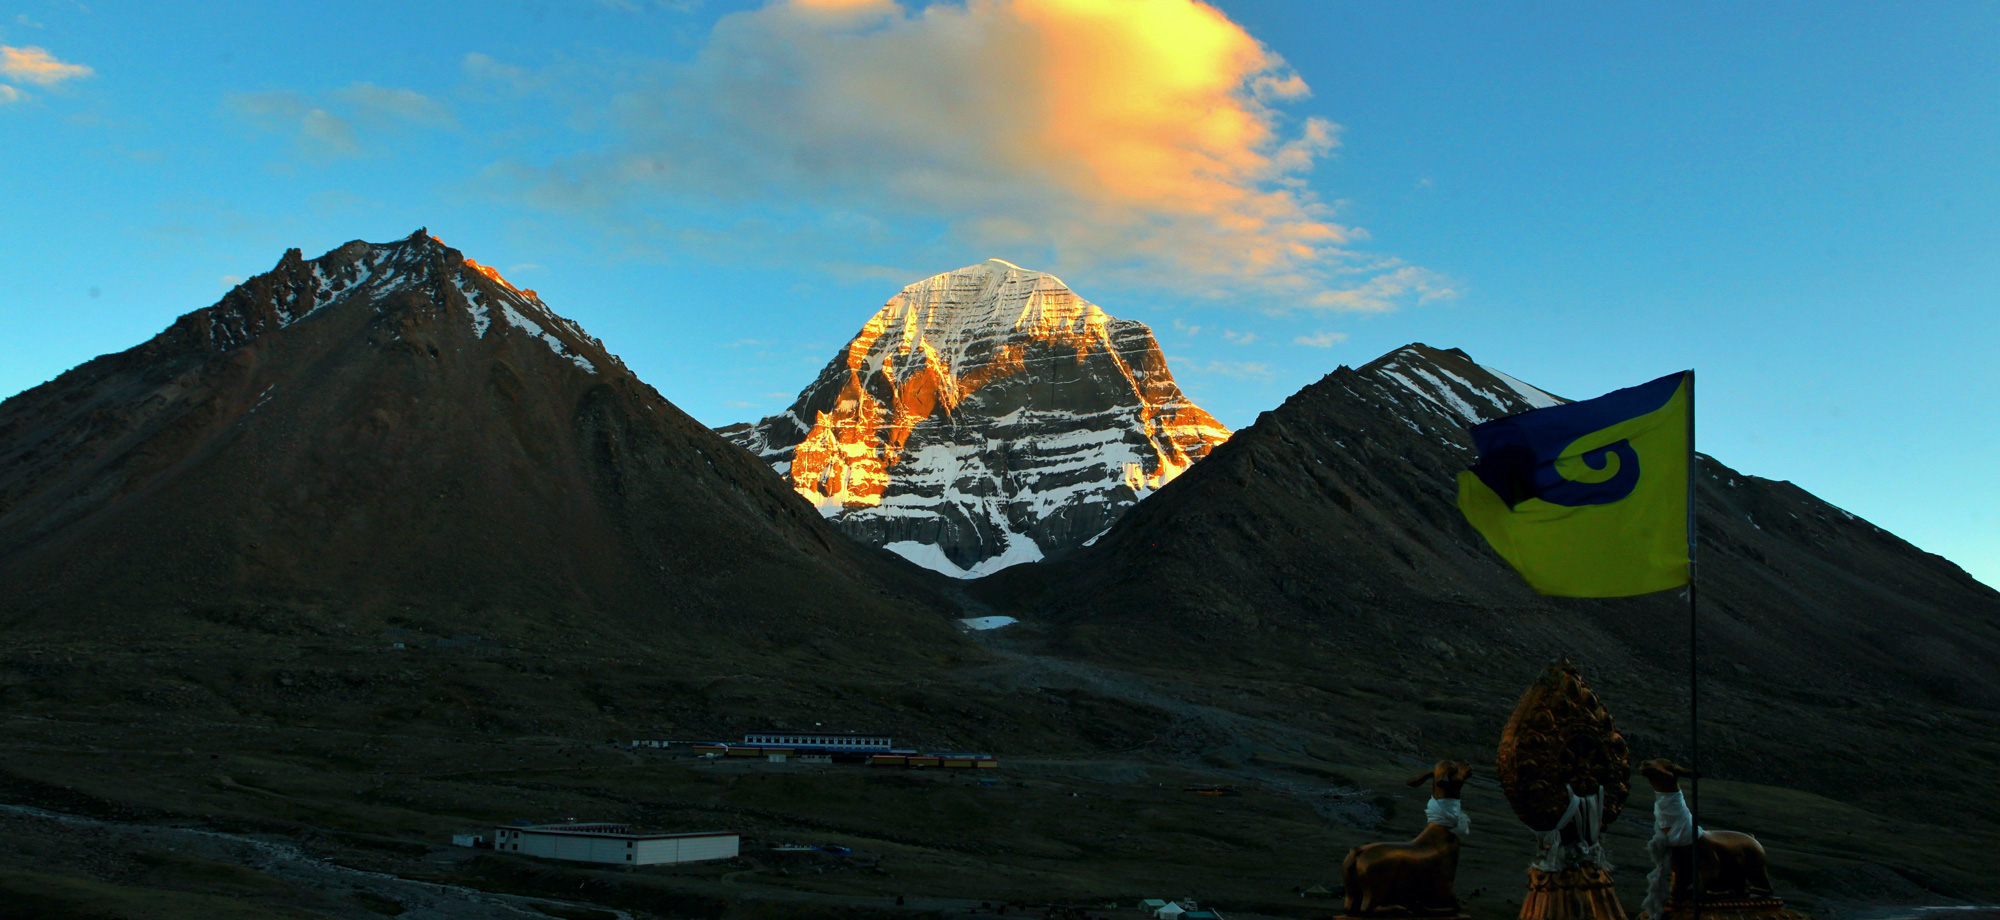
1687, 370, 1701, 920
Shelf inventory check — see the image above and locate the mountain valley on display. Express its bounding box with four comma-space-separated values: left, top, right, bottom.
1, 237, 1996, 918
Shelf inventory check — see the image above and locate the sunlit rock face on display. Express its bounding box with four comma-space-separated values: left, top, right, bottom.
721, 259, 1230, 578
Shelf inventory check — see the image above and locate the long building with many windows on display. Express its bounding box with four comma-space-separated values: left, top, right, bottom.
738, 731, 892, 751
492, 824, 738, 866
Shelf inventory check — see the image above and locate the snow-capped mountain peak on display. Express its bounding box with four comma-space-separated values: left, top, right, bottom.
1361, 343, 1565, 427
187, 229, 616, 379
721, 259, 1230, 578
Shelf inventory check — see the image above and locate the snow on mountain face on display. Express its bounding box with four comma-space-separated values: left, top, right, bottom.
195, 229, 617, 378
1359, 343, 1565, 427
722, 258, 1230, 578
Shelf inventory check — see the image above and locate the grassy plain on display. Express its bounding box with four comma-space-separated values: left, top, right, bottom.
2, 621, 1993, 919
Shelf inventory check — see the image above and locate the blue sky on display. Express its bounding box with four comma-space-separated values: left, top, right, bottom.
2, 0, 1995, 586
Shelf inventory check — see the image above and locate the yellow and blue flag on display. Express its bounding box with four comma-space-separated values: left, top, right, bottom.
1457, 371, 1693, 598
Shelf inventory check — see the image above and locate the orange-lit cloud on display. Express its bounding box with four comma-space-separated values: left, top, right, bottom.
501, 0, 1446, 310
1, 46, 92, 86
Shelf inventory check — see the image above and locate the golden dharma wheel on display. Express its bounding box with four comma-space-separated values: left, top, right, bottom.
1496, 659, 1632, 835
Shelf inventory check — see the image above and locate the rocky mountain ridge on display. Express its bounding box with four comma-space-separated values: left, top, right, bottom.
0, 229, 956, 654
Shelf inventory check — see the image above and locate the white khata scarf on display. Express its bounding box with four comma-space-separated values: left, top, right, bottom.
1531, 784, 1612, 872
1425, 797, 1470, 836
1643, 791, 1701, 919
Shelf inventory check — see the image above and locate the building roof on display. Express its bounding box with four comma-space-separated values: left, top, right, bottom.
745, 730, 889, 736
499, 824, 735, 841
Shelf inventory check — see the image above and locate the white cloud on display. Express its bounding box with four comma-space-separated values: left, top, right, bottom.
1178, 358, 1272, 380
1308, 265, 1458, 313
229, 83, 454, 159
1223, 329, 1258, 345
595, 0, 704, 10
230, 92, 360, 158
462, 52, 540, 94
333, 82, 458, 129
1294, 330, 1348, 348
0, 84, 22, 106
488, 0, 1445, 311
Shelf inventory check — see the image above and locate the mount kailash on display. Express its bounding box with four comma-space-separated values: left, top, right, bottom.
720, 258, 1230, 577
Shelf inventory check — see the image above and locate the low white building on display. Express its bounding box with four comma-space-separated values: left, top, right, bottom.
492, 824, 738, 866
739, 731, 892, 751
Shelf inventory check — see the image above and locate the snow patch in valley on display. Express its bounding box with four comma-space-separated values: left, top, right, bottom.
884, 541, 970, 576
958, 616, 1018, 631
882, 529, 1047, 579
965, 532, 1047, 578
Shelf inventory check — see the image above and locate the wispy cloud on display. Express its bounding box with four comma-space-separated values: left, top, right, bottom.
595, 0, 704, 11
229, 83, 455, 159
1294, 330, 1348, 348
0, 44, 91, 104
462, 52, 541, 94
1178, 358, 1273, 380
1223, 329, 1259, 345
1308, 264, 1457, 312
229, 91, 360, 158
484, 0, 1446, 311
333, 82, 458, 130
1, 45, 91, 86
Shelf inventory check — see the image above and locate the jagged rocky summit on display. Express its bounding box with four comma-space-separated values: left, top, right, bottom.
0, 229, 955, 650
720, 258, 1231, 578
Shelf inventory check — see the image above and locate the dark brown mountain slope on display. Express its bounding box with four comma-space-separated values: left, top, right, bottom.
0, 230, 957, 656
979, 344, 2000, 830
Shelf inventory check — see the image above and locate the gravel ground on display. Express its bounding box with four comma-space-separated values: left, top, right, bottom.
0, 802, 631, 919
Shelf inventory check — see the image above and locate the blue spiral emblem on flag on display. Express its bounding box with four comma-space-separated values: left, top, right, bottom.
1457, 369, 1693, 598
1539, 438, 1640, 506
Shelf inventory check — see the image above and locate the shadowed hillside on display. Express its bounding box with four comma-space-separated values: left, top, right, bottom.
977, 344, 2000, 886
0, 230, 965, 662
